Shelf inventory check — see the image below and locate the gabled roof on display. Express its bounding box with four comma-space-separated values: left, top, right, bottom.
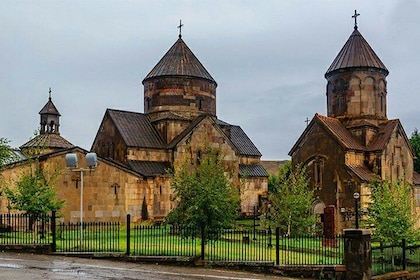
20, 133, 74, 150
347, 164, 376, 182
168, 114, 209, 149
325, 28, 388, 77
106, 109, 166, 149
39, 97, 61, 116
366, 120, 399, 151
316, 114, 366, 150
289, 114, 415, 169
143, 37, 217, 85
151, 112, 188, 122
239, 164, 269, 177
167, 115, 262, 157
127, 160, 171, 177
289, 114, 365, 156
222, 123, 262, 157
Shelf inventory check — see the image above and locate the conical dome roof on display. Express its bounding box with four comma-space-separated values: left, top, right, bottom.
143, 37, 216, 85
325, 28, 388, 78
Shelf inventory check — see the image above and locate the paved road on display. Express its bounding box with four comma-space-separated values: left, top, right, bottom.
0, 252, 298, 280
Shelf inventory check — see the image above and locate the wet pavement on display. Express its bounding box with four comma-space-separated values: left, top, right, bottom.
0, 252, 298, 279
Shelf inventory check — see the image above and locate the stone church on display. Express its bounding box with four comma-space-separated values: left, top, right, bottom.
289, 16, 420, 233
0, 32, 268, 223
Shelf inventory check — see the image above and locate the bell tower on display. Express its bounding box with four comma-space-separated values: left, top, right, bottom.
39, 88, 61, 134
325, 11, 389, 128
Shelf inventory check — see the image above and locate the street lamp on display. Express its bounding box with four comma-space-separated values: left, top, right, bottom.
353, 192, 360, 229
65, 152, 97, 246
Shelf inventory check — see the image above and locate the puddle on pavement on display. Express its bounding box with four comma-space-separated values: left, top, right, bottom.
0, 261, 88, 277
52, 268, 88, 276
0, 263, 27, 269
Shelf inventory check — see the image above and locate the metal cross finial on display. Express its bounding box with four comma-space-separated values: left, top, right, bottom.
177, 19, 183, 38
305, 117, 310, 126
352, 10, 360, 30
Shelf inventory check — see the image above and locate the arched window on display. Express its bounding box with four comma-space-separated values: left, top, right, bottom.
314, 159, 323, 189
50, 120, 55, 132
306, 156, 325, 190
380, 93, 385, 112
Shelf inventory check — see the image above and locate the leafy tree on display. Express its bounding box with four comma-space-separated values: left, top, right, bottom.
166, 147, 240, 240
365, 179, 418, 244
410, 128, 420, 173
5, 161, 64, 217
0, 138, 16, 168
265, 162, 316, 236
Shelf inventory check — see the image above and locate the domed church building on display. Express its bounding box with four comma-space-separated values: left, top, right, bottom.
289, 12, 420, 233
0, 28, 268, 223
90, 30, 268, 221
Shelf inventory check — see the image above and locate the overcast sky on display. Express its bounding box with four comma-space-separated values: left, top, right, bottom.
0, 1, 419, 160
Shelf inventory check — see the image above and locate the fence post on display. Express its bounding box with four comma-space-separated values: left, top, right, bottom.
344, 229, 372, 280
51, 211, 56, 252
200, 223, 205, 260
126, 214, 131, 256
275, 227, 280, 265
402, 238, 407, 271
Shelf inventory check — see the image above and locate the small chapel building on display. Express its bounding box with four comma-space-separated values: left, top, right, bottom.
0, 31, 268, 223
289, 14, 420, 233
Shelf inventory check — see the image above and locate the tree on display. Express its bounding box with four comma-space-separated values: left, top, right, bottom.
410, 129, 420, 173
265, 162, 316, 236
5, 160, 64, 217
166, 147, 240, 240
365, 179, 418, 244
0, 138, 16, 168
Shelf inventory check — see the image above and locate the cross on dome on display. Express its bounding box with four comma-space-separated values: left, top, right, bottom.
177, 19, 183, 38
352, 10, 360, 30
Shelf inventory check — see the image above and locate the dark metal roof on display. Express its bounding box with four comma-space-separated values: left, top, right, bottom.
107, 109, 166, 148
217, 119, 262, 157
325, 28, 388, 77
143, 37, 217, 85
347, 164, 376, 181
239, 164, 269, 177
228, 125, 262, 157
39, 97, 61, 116
20, 133, 74, 149
316, 114, 366, 151
366, 120, 398, 151
127, 160, 171, 177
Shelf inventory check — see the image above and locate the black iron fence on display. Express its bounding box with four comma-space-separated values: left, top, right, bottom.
276, 230, 344, 265
372, 239, 420, 275
0, 212, 345, 266
0, 213, 52, 244
130, 224, 200, 257
56, 221, 121, 253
